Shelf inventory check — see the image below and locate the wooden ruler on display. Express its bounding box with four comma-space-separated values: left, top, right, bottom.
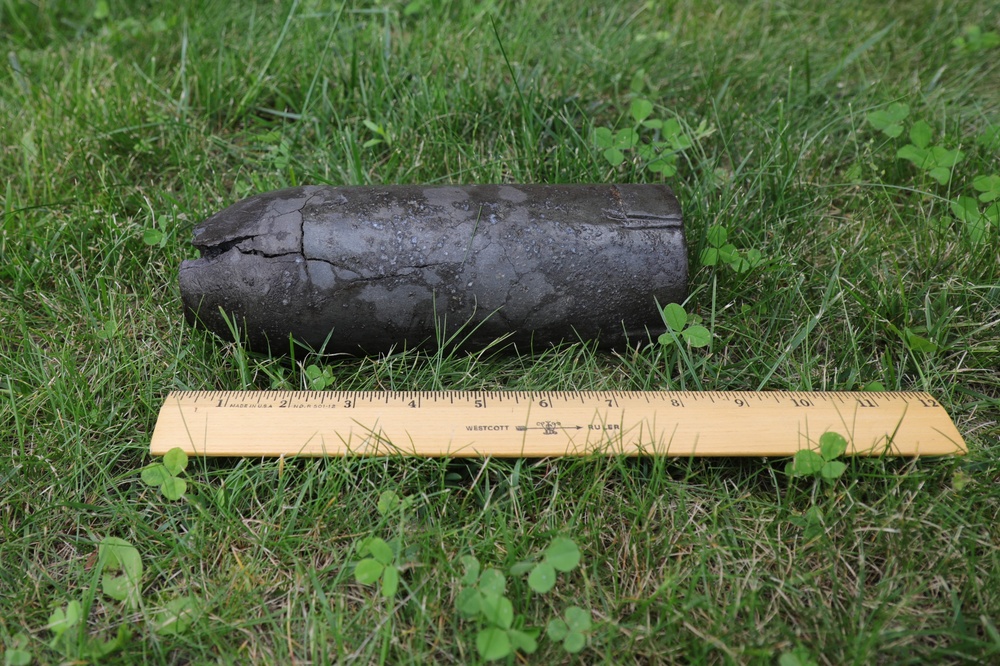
149, 390, 966, 458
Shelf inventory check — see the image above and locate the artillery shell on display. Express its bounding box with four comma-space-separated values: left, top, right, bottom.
179, 184, 687, 354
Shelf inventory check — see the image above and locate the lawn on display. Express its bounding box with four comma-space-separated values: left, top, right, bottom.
1, 0, 999, 664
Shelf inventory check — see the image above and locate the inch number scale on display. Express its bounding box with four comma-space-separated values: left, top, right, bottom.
150, 391, 966, 458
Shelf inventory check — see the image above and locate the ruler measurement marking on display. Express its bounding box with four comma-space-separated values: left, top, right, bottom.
149, 391, 966, 458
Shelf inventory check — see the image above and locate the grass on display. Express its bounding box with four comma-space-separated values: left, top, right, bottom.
1, 0, 999, 663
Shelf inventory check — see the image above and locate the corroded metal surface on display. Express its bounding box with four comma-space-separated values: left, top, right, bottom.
179, 184, 687, 354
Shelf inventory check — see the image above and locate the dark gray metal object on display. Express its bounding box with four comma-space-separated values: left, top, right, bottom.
179, 184, 687, 354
